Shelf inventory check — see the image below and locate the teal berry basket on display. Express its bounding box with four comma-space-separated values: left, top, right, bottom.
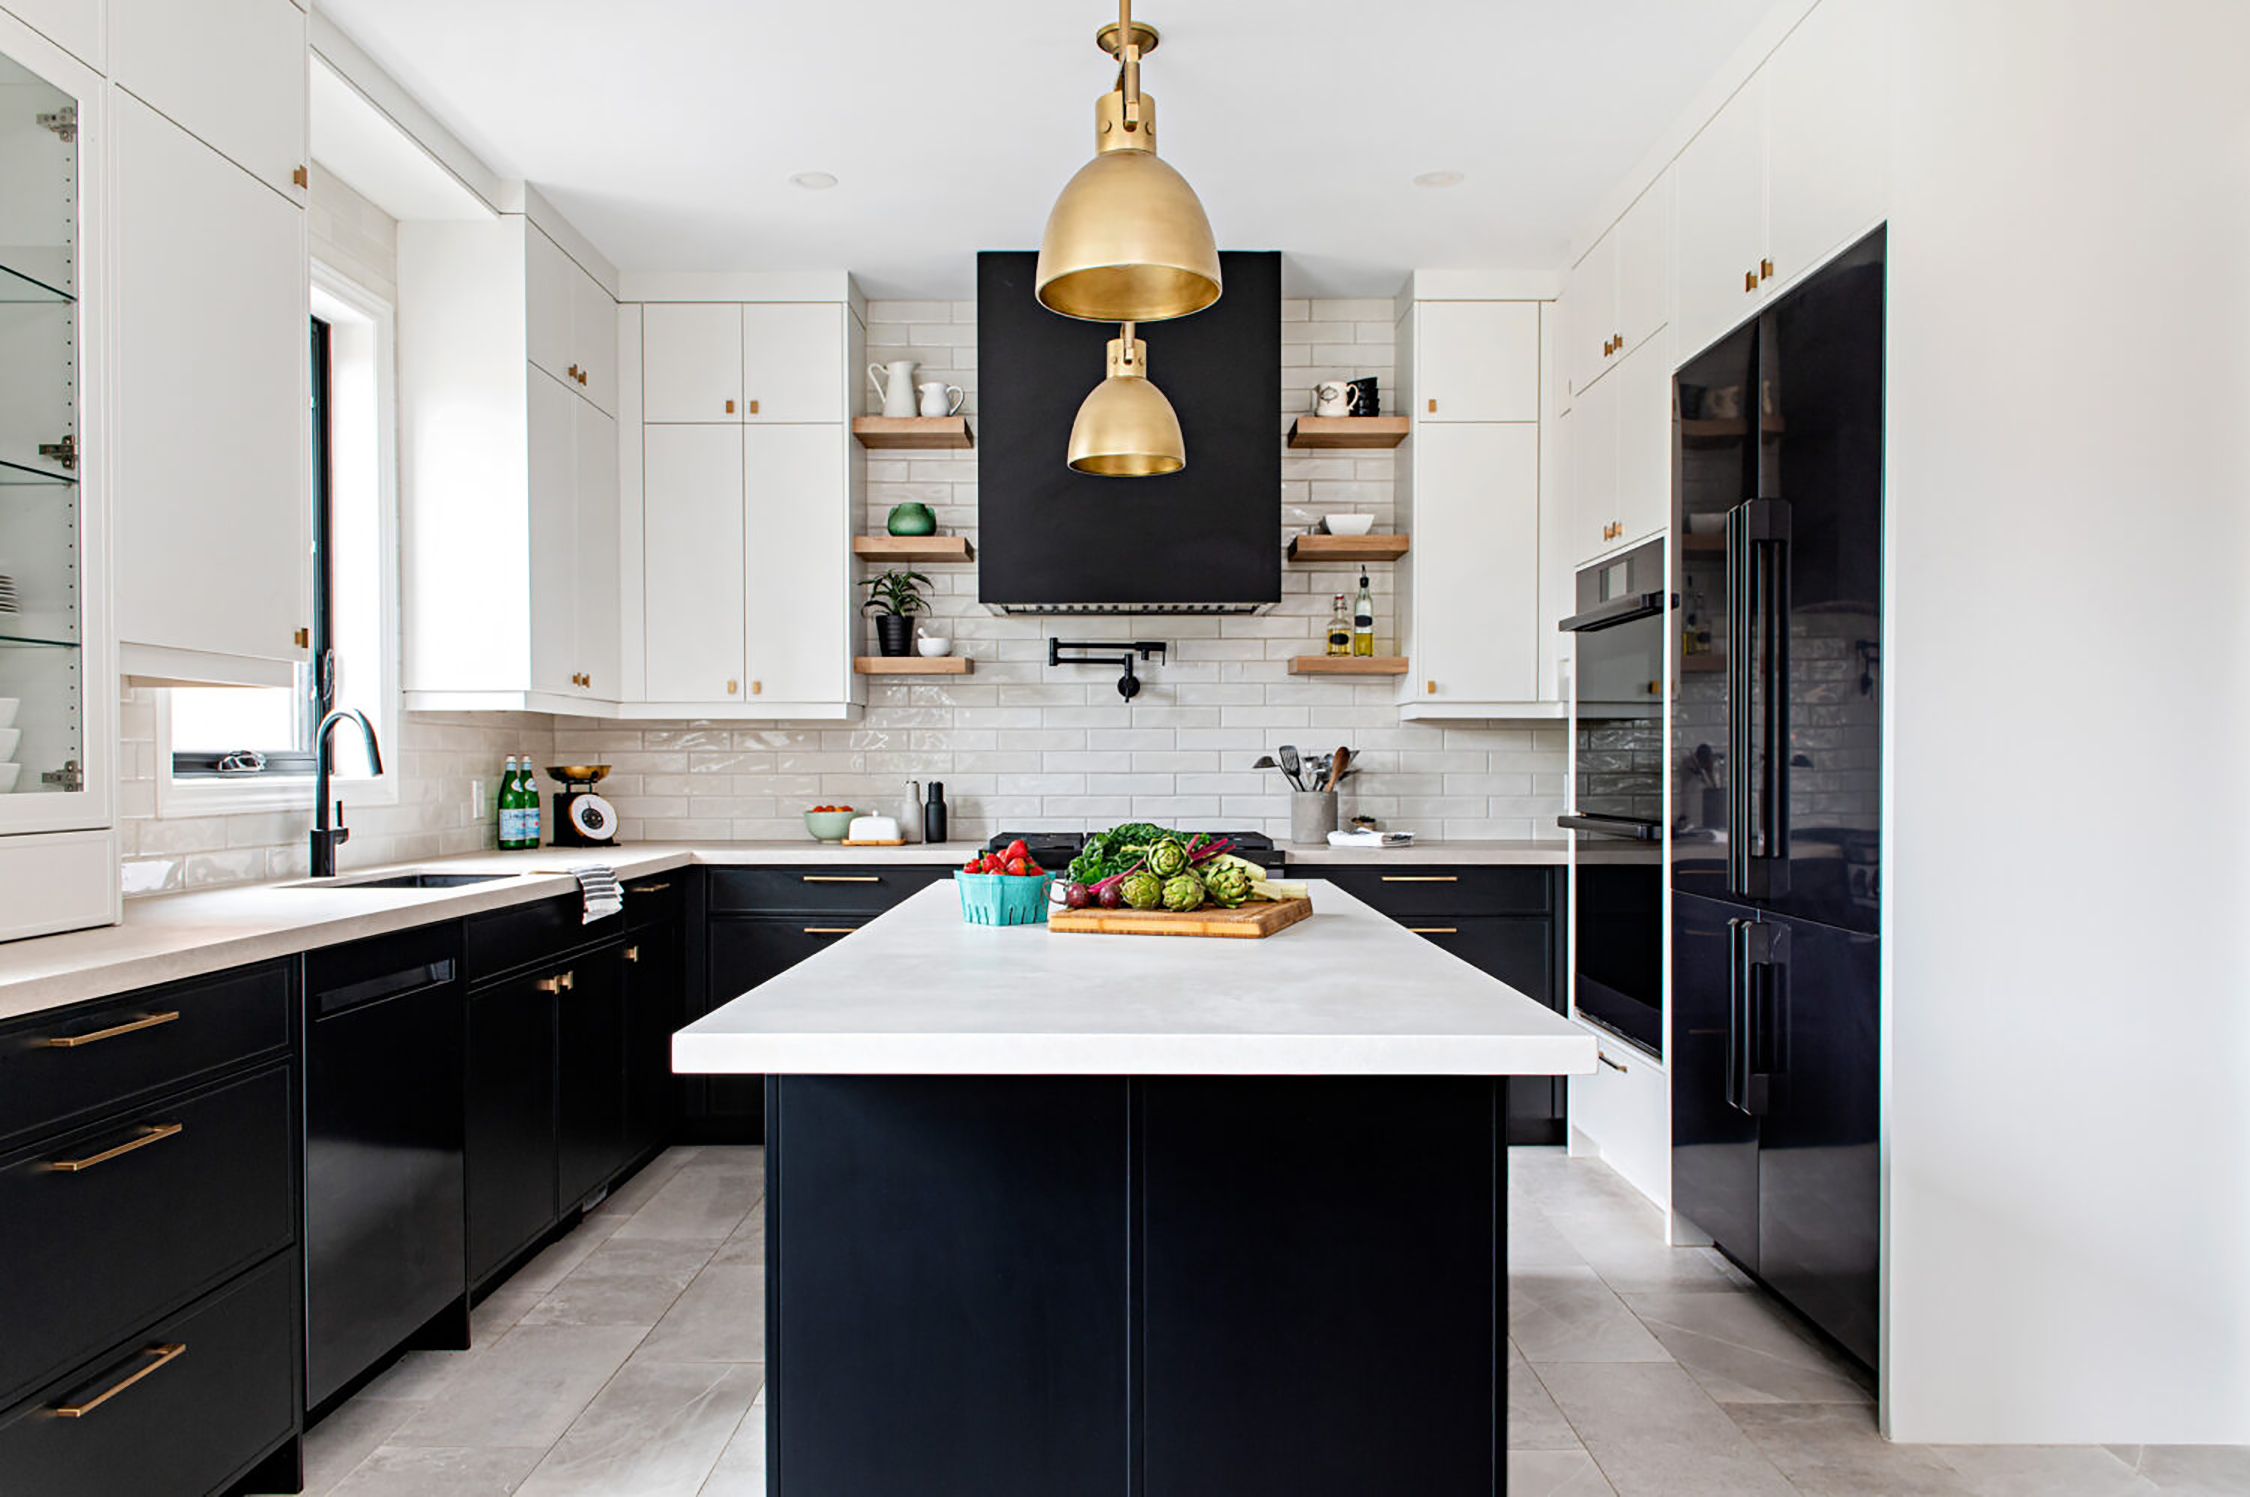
954, 870, 1054, 926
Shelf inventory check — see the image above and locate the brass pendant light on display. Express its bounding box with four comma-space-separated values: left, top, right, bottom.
1067, 323, 1185, 477
1036, 0, 1221, 323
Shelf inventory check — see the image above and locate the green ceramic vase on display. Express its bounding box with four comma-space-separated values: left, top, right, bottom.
886, 502, 936, 537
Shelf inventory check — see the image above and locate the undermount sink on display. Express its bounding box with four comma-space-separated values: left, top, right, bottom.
292, 871, 519, 890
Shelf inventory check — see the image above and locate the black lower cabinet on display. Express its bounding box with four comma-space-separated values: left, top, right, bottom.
556, 943, 629, 1211
767, 1075, 1505, 1497
621, 917, 683, 1163
0, 1251, 300, 1497
1295, 864, 1568, 1144
465, 967, 560, 1286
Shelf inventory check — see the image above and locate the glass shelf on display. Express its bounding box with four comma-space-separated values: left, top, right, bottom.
0, 258, 72, 305
0, 455, 77, 486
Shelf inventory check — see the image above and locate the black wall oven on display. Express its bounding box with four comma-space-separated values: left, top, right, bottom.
1561, 539, 1667, 1058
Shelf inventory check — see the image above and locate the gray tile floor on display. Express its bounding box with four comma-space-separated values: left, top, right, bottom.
273, 1145, 2250, 1497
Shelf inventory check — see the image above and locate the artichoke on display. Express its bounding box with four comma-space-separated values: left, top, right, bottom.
1121, 870, 1164, 910
1203, 861, 1253, 908
1147, 837, 1190, 878
1161, 872, 1206, 912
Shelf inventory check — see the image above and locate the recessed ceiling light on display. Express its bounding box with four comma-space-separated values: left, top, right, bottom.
1413, 169, 1465, 189
789, 171, 839, 191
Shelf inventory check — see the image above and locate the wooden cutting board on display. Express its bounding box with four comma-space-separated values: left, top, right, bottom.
1047, 896, 1313, 939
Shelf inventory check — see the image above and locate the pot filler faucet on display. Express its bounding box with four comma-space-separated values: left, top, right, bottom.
309, 708, 383, 878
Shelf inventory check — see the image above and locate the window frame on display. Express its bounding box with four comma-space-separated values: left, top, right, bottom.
157, 262, 400, 815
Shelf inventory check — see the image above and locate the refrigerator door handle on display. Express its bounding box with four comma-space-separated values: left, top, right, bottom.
1739, 919, 1786, 1116
1725, 918, 1748, 1113
1727, 499, 1793, 900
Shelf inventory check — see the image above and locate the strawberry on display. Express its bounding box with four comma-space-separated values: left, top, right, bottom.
1004, 839, 1030, 862
963, 858, 982, 873
1006, 857, 1030, 877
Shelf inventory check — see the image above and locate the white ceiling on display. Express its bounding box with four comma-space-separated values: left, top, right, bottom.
315, 0, 1779, 297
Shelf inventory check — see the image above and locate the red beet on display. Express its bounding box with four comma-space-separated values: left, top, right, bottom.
1096, 881, 1126, 909
1065, 882, 1093, 909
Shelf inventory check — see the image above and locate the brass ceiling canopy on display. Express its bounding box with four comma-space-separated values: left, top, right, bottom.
1035, 0, 1221, 324
1067, 325, 1186, 477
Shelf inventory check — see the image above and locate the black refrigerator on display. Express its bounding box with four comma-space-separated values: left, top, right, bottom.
1670, 228, 1883, 1368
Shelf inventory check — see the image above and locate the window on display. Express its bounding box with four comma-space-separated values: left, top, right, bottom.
164, 268, 396, 806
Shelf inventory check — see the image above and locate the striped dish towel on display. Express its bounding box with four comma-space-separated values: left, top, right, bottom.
572, 864, 623, 924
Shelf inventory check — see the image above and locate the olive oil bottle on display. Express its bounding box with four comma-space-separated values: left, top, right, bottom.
1351, 572, 1376, 657
1326, 593, 1352, 656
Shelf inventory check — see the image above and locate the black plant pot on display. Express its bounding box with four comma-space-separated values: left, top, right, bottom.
874, 615, 915, 657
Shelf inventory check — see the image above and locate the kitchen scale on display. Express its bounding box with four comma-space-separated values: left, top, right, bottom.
545, 765, 620, 848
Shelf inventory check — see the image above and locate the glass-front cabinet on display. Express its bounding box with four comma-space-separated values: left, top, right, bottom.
0, 13, 114, 938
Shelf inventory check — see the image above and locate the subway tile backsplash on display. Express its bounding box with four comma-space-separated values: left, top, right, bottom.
117, 297, 1566, 896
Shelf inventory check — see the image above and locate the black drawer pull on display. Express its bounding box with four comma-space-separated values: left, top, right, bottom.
1380, 876, 1458, 883
802, 927, 857, 935
53, 1343, 186, 1418
315, 960, 456, 1017
50, 1122, 184, 1173
1597, 1051, 1628, 1073
45, 1011, 180, 1049
1407, 927, 1459, 935
802, 876, 881, 884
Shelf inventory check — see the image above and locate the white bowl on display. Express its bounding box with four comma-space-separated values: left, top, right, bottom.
0, 764, 19, 793
916, 636, 954, 658
0, 698, 19, 730
0, 728, 20, 762
1326, 514, 1376, 536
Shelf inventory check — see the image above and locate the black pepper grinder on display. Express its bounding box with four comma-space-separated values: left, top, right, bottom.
923, 780, 947, 845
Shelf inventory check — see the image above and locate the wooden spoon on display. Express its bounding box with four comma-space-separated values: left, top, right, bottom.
1321, 746, 1351, 792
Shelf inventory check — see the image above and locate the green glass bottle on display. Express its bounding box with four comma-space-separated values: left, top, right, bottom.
517, 759, 541, 848
498, 758, 524, 849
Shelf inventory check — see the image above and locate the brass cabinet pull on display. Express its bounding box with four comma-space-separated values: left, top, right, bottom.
534, 971, 575, 994
568, 363, 584, 381
748, 399, 760, 415
1613, 329, 1623, 348
51, 1123, 183, 1173
802, 875, 881, 883
1597, 1051, 1629, 1073
629, 882, 672, 893
1426, 398, 1437, 414
53, 1343, 186, 1418
1760, 258, 1774, 282
46, 1011, 179, 1049
1407, 927, 1459, 935
622, 945, 640, 964
293, 626, 310, 648
1382, 875, 1459, 883
726, 679, 738, 694
751, 680, 762, 695
725, 399, 736, 414
802, 927, 857, 935
292, 164, 308, 188
1745, 269, 1759, 293
1426, 680, 1436, 694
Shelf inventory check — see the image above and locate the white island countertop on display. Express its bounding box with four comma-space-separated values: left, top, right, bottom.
673, 880, 1597, 1078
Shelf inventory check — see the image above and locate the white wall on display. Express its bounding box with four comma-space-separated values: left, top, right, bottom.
1882, 0, 2250, 1442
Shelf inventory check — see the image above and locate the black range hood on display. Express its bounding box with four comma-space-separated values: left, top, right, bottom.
976, 250, 1280, 614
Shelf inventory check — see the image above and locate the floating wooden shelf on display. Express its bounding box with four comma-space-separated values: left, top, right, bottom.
853, 534, 975, 563
1287, 416, 1410, 450
1288, 533, 1410, 564
852, 415, 974, 450
854, 655, 972, 675
1289, 655, 1409, 677
1681, 654, 1729, 673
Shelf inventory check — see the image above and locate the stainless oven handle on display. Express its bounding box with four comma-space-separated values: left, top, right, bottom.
1558, 814, 1661, 841
1558, 590, 1670, 634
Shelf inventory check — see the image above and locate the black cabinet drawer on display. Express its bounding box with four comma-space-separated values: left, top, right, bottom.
0, 1251, 297, 1497
705, 917, 862, 1011
1297, 865, 1554, 919
623, 873, 685, 929
466, 970, 561, 1285
0, 1064, 296, 1407
466, 893, 625, 984
707, 866, 949, 916
1402, 918, 1555, 1006
0, 962, 292, 1147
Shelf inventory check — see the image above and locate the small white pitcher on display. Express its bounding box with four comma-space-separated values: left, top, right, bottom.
918, 381, 965, 418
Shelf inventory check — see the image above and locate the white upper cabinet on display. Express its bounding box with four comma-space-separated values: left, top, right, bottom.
744, 423, 850, 707
1413, 301, 1540, 422
4, 0, 102, 70
1563, 231, 1617, 399
1612, 339, 1673, 551
1615, 170, 1673, 355
642, 303, 743, 423
1675, 73, 1768, 362
1566, 366, 1619, 566
110, 0, 304, 198
742, 302, 844, 423
1766, 0, 1888, 285
641, 423, 745, 703
1405, 422, 1542, 706
525, 225, 617, 418
525, 370, 579, 697
113, 90, 306, 685
572, 396, 620, 691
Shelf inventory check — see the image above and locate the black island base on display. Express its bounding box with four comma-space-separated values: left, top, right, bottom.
764, 1072, 1513, 1496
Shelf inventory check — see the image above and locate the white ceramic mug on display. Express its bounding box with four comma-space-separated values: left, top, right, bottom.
1314, 381, 1349, 416
918, 381, 965, 417
869, 360, 919, 418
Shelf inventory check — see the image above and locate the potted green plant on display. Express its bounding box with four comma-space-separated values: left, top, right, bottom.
861, 568, 932, 656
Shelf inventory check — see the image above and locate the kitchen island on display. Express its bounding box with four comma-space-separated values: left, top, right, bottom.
674, 879, 1594, 1497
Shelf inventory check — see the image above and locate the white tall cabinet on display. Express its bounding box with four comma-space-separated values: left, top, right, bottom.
620, 277, 861, 719
398, 207, 620, 712
1392, 274, 1568, 720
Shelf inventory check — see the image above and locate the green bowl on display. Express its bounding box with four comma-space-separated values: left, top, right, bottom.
804, 810, 857, 842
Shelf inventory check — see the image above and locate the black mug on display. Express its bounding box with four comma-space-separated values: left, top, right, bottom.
1345, 376, 1381, 416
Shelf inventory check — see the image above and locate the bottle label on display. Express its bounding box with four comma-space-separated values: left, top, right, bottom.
500, 806, 521, 847
522, 801, 541, 847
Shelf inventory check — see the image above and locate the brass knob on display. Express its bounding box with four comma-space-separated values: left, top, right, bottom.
292, 165, 308, 188
1745, 269, 1759, 293
1426, 680, 1436, 694
1427, 398, 1437, 414
752, 680, 762, 695
726, 679, 738, 694
1614, 330, 1624, 349
748, 399, 760, 415
568, 364, 582, 381
1760, 258, 1774, 282
726, 399, 736, 414
294, 627, 309, 648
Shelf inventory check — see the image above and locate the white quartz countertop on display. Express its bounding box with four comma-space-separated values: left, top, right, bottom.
672, 881, 1596, 1078
0, 838, 1584, 1026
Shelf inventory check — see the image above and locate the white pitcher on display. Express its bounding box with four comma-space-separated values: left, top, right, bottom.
868, 360, 919, 418
918, 381, 965, 417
